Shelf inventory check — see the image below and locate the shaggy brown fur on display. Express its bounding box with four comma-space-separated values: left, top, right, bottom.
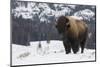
56, 16, 88, 54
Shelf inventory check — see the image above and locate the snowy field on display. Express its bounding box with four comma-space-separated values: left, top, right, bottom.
12, 40, 95, 66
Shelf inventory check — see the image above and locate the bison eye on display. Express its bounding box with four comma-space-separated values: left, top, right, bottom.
66, 23, 70, 28
67, 24, 70, 28
65, 18, 69, 23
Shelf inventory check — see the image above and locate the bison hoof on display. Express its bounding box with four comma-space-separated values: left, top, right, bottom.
73, 50, 78, 54
81, 51, 84, 53
65, 51, 71, 54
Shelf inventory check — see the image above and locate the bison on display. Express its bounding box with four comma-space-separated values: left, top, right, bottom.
56, 16, 88, 54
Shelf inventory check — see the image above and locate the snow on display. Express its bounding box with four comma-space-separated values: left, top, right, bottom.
32, 6, 40, 15
74, 9, 95, 21
12, 2, 40, 19
39, 8, 55, 22
12, 2, 95, 22
54, 7, 71, 17
12, 5, 33, 19
27, 2, 36, 8
38, 3, 49, 9
67, 5, 76, 9
12, 40, 95, 66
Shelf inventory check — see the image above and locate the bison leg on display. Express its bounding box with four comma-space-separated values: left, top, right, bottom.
80, 32, 87, 53
71, 40, 79, 54
80, 37, 87, 53
80, 42, 85, 53
63, 39, 71, 54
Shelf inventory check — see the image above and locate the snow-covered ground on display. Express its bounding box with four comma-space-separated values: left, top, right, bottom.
12, 40, 95, 66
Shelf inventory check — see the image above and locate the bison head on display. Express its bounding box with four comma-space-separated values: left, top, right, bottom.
56, 16, 70, 34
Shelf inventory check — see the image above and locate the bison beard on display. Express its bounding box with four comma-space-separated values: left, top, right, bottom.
56, 16, 88, 54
